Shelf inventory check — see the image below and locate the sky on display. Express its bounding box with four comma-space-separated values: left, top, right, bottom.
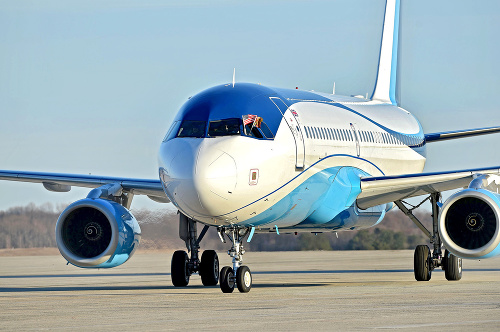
1, 0, 499, 212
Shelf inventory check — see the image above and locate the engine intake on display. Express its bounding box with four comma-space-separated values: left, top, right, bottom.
56, 198, 141, 268
439, 188, 500, 259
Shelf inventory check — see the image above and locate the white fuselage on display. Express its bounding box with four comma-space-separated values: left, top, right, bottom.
158, 85, 426, 230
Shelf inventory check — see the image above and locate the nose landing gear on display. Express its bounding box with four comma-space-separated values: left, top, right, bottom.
171, 213, 253, 293
218, 227, 253, 293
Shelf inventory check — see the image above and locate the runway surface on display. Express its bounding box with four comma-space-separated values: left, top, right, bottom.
1, 250, 500, 331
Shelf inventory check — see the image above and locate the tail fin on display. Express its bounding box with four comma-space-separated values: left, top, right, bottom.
371, 0, 400, 105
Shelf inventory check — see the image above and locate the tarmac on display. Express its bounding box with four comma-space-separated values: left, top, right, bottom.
1, 250, 500, 331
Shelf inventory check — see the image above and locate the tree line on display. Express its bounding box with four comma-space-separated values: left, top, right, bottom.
0, 203, 431, 251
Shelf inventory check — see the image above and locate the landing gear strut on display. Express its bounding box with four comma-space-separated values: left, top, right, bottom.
396, 192, 462, 281
218, 227, 253, 293
171, 213, 219, 287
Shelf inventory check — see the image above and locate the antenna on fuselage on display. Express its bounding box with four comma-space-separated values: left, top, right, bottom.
232, 68, 235, 88
332, 82, 336, 95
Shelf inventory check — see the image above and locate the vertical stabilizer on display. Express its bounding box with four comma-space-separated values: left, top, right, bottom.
371, 0, 400, 105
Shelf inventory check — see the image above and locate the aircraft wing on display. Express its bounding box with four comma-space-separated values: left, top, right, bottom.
425, 126, 500, 143
0, 170, 169, 203
357, 166, 500, 209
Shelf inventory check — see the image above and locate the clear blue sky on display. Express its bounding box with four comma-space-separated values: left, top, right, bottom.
1, 0, 499, 211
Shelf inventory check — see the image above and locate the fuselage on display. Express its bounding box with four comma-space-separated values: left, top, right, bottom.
158, 83, 426, 232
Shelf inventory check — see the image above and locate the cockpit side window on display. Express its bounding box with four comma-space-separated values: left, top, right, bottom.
242, 115, 274, 139
259, 122, 274, 139
208, 118, 241, 137
163, 120, 181, 142
176, 120, 207, 138
244, 124, 263, 138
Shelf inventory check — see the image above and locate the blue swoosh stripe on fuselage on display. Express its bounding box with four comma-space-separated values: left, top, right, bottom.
236, 166, 386, 231
214, 154, 385, 220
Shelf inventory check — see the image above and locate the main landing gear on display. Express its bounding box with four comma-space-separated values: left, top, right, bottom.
171, 213, 253, 293
396, 192, 462, 281
171, 214, 219, 287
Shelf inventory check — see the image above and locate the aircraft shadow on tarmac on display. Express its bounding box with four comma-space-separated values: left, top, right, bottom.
3, 268, 500, 280
1, 268, 499, 293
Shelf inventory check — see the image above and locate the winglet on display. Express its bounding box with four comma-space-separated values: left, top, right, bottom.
371, 0, 400, 105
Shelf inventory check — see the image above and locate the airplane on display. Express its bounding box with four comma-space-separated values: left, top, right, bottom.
2, 0, 500, 293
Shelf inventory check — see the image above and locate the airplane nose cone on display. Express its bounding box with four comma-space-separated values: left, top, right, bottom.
159, 139, 206, 216
160, 138, 238, 218
197, 151, 237, 200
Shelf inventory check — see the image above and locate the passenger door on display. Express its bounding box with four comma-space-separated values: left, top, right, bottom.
350, 123, 361, 157
269, 97, 305, 169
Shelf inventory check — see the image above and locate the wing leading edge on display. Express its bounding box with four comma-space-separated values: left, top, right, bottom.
425, 126, 500, 143
0, 170, 169, 203
357, 166, 500, 209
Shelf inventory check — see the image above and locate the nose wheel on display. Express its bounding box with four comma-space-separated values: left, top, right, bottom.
218, 227, 253, 293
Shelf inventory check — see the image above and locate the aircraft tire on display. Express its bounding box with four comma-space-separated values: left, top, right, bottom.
236, 265, 252, 293
171, 250, 190, 287
414, 245, 432, 281
200, 250, 219, 286
220, 266, 235, 293
443, 249, 462, 281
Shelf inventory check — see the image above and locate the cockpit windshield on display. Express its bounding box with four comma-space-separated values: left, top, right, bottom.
170, 117, 275, 140
208, 118, 240, 137
176, 120, 206, 138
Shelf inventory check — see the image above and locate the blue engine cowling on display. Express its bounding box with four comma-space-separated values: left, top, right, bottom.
439, 188, 500, 259
55, 198, 141, 268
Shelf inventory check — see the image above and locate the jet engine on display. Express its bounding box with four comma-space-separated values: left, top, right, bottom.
55, 198, 141, 268
439, 188, 500, 259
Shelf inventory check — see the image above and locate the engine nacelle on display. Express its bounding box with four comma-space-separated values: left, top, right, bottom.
55, 198, 141, 268
439, 188, 500, 259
